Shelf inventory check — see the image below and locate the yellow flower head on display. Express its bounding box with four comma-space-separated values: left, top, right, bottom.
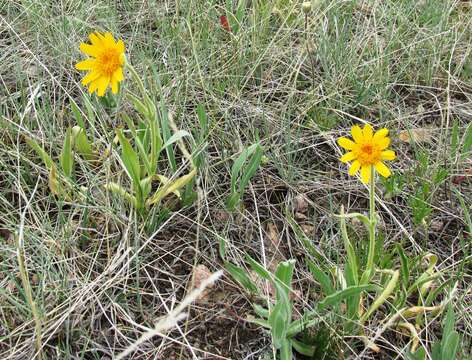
337, 124, 396, 184
75, 32, 125, 96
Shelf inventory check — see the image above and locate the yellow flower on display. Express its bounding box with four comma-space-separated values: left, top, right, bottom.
337, 124, 396, 184
75, 32, 125, 96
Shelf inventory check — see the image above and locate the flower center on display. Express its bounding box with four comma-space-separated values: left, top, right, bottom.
362, 144, 373, 155
357, 143, 380, 165
97, 49, 120, 76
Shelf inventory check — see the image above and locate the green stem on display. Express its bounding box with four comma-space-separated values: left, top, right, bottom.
124, 60, 162, 174
16, 234, 42, 359
362, 166, 377, 284
124, 60, 147, 101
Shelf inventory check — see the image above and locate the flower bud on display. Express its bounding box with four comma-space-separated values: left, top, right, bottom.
302, 1, 312, 14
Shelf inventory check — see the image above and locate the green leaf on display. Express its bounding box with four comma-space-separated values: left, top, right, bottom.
269, 301, 289, 349
317, 285, 376, 311
405, 347, 426, 360
218, 236, 226, 260
361, 270, 399, 322
224, 261, 258, 294
104, 182, 137, 207
287, 313, 322, 337
70, 101, 85, 129
246, 255, 272, 280
127, 92, 148, 117
71, 126, 93, 160
287, 216, 325, 262
431, 341, 442, 360
230, 143, 259, 192
307, 259, 334, 296
48, 164, 62, 196
122, 113, 138, 138
275, 260, 295, 297
452, 187, 472, 235
443, 304, 456, 338
279, 339, 293, 360
60, 127, 74, 177
227, 143, 262, 210
441, 332, 460, 360
116, 129, 141, 187
339, 206, 359, 286
226, 192, 241, 211
462, 121, 472, 156
396, 244, 410, 287
160, 101, 177, 171
83, 96, 96, 125
238, 144, 263, 192
253, 304, 269, 318
245, 315, 271, 328
162, 130, 191, 151
146, 168, 197, 206
291, 339, 315, 357
196, 103, 208, 136
25, 136, 54, 170
135, 136, 153, 177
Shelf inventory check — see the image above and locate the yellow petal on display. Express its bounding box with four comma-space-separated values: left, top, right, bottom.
349, 160, 361, 176
337, 137, 356, 150
88, 78, 100, 94
340, 151, 356, 163
95, 32, 107, 42
89, 33, 103, 46
378, 137, 391, 150
351, 125, 363, 143
111, 79, 119, 94
374, 161, 392, 178
80, 43, 99, 57
373, 128, 388, 141
112, 67, 124, 82
360, 164, 371, 184
363, 124, 373, 140
104, 32, 115, 45
116, 39, 125, 53
81, 71, 100, 86
75, 59, 96, 71
381, 150, 396, 161
97, 76, 110, 97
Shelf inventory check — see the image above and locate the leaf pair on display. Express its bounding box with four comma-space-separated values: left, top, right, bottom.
226, 142, 263, 211
113, 128, 196, 212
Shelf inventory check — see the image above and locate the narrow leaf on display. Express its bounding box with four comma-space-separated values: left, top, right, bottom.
104, 182, 137, 207
60, 127, 74, 177
71, 126, 93, 159
317, 285, 375, 311
269, 301, 289, 349
24, 136, 54, 170
116, 129, 141, 186
307, 259, 334, 296
225, 262, 258, 294
146, 168, 197, 206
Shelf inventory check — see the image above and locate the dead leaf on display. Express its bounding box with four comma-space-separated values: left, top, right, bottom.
191, 264, 214, 303
219, 15, 231, 32
430, 220, 444, 232
266, 222, 280, 249
214, 209, 230, 222
0, 228, 12, 242
295, 212, 308, 220
399, 128, 434, 144
452, 167, 472, 185
301, 224, 315, 237
293, 194, 309, 214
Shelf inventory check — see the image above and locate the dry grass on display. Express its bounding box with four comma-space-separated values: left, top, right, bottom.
1, 0, 471, 358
